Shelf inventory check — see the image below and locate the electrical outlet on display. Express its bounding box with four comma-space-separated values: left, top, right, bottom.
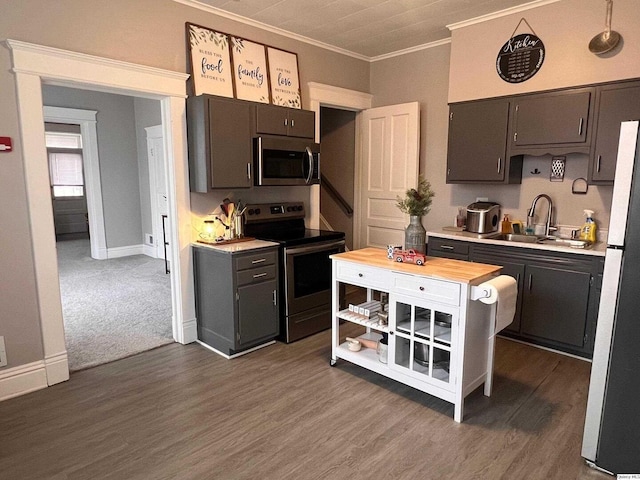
476, 197, 489, 202
0, 336, 7, 367
145, 233, 154, 245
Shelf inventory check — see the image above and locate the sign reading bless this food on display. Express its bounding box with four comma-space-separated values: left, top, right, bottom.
188, 24, 234, 98
496, 33, 545, 83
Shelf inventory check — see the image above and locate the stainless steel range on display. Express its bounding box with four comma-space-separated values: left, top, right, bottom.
244, 202, 345, 343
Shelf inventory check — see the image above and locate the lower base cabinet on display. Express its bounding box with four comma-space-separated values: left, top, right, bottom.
194, 245, 279, 355
429, 239, 602, 358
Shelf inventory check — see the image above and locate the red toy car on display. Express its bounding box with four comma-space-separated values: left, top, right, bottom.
393, 248, 426, 266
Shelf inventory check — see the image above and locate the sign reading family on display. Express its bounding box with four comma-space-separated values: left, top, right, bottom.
231, 36, 270, 103
496, 18, 545, 85
188, 23, 234, 97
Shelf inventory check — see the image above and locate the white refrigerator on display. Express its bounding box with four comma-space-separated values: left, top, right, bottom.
582, 120, 640, 474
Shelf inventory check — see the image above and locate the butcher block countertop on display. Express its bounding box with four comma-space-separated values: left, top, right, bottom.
331, 247, 501, 284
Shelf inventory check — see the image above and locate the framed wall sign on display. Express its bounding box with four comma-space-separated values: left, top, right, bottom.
496, 18, 545, 84
267, 47, 301, 108
187, 23, 234, 97
231, 36, 269, 103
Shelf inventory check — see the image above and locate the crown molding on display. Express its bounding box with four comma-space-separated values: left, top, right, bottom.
173, 0, 370, 62
447, 0, 561, 31
370, 38, 451, 62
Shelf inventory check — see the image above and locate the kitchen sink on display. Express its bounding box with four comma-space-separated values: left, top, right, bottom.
487, 232, 591, 248
487, 233, 541, 243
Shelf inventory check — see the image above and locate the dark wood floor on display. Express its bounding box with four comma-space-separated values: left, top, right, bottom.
0, 329, 609, 480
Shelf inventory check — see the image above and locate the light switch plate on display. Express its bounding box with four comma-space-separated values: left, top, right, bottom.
0, 336, 7, 367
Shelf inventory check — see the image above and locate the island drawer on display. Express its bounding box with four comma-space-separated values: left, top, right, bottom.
336, 263, 388, 289
392, 272, 460, 306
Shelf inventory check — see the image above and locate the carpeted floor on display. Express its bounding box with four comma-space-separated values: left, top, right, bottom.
57, 239, 173, 371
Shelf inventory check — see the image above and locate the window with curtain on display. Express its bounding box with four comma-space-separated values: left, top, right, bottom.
48, 152, 84, 198
46, 131, 84, 198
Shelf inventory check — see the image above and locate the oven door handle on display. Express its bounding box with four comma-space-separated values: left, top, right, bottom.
285, 239, 345, 256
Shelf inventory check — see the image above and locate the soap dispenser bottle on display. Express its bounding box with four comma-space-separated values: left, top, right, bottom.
580, 209, 597, 243
501, 214, 511, 234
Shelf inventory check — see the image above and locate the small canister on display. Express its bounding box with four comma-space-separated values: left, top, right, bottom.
233, 214, 245, 239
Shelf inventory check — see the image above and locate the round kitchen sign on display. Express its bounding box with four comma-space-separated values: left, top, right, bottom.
496, 33, 545, 83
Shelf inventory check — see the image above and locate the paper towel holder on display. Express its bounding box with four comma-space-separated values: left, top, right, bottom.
470, 285, 492, 301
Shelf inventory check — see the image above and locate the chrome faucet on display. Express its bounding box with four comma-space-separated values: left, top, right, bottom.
527, 194, 553, 237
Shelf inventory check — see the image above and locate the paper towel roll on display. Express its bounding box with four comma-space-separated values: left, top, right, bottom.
478, 275, 517, 334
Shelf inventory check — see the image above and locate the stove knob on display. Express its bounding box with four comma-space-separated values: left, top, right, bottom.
255, 208, 261, 215
286, 206, 293, 212
296, 205, 303, 211
248, 208, 254, 215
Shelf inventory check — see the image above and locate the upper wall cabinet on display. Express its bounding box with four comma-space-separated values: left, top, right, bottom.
446, 98, 522, 184
255, 104, 315, 139
589, 81, 640, 185
187, 95, 253, 192
509, 88, 595, 156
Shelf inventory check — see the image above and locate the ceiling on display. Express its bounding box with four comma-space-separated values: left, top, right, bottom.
179, 0, 556, 59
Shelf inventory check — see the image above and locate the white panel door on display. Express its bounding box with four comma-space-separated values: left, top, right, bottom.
147, 125, 168, 259
358, 102, 420, 249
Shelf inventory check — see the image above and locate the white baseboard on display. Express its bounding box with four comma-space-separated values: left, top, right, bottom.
107, 244, 145, 259
181, 317, 198, 344
0, 361, 49, 401
142, 244, 156, 258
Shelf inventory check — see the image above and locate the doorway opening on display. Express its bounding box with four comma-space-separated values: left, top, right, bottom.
8, 39, 194, 390
43, 86, 173, 371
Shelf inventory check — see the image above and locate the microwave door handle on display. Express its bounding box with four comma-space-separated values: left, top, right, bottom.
256, 137, 263, 186
305, 147, 313, 184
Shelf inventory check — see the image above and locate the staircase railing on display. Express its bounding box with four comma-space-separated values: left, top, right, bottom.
321, 174, 353, 216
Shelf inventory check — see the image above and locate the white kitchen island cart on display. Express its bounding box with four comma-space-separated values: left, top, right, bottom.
330, 248, 502, 422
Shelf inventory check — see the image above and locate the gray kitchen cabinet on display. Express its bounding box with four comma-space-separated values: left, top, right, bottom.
255, 104, 315, 139
520, 264, 591, 349
432, 240, 602, 358
446, 99, 522, 184
589, 81, 640, 185
187, 95, 253, 192
194, 246, 279, 355
510, 88, 594, 155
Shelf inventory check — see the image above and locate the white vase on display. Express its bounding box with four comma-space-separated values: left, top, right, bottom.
404, 215, 426, 253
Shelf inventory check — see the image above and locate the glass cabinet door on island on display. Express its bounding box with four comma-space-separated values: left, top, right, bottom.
390, 294, 457, 388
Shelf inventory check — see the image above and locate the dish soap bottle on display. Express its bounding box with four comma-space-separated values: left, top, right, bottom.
501, 214, 511, 234
580, 210, 597, 243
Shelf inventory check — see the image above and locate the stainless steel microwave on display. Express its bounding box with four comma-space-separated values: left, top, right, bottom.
255, 136, 320, 186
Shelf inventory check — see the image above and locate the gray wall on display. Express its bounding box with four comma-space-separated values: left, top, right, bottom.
0, 0, 370, 370
43, 85, 144, 249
